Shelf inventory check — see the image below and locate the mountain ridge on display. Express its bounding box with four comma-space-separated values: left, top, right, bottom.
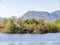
21, 10, 60, 21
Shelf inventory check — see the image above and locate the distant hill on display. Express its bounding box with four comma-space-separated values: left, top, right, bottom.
21, 10, 60, 21
51, 10, 60, 19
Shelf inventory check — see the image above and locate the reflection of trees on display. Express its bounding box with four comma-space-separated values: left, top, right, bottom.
18, 43, 23, 45
29, 43, 45, 45
9, 43, 14, 45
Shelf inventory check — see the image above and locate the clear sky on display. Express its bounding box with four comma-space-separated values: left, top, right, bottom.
0, 0, 60, 18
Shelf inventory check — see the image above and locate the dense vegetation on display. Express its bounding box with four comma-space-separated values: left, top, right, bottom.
0, 16, 60, 34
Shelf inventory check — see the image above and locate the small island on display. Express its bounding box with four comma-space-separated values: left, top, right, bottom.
0, 16, 60, 34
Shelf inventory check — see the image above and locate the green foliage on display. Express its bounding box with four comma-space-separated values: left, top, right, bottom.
0, 17, 60, 34
2, 18, 9, 26
55, 18, 60, 32
45, 22, 58, 33
55, 18, 60, 25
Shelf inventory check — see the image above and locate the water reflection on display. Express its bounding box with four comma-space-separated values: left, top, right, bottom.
0, 33, 60, 45
0, 33, 60, 43
0, 43, 60, 45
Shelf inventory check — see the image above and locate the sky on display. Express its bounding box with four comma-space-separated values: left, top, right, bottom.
0, 0, 60, 18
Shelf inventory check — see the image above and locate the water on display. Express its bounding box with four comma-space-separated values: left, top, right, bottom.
0, 33, 60, 45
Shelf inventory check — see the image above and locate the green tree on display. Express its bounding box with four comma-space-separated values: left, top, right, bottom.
8, 17, 21, 33
55, 18, 60, 32
55, 18, 60, 25
2, 18, 9, 26
45, 22, 58, 33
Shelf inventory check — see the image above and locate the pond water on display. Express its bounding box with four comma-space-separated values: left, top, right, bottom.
0, 33, 60, 45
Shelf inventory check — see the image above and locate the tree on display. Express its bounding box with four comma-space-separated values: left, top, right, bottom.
55, 18, 60, 32
7, 17, 21, 33
2, 18, 9, 26
45, 22, 58, 33
37, 19, 46, 34
2, 16, 21, 33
